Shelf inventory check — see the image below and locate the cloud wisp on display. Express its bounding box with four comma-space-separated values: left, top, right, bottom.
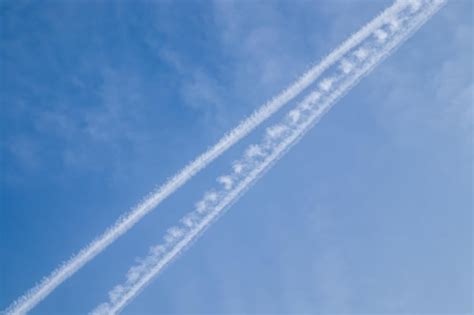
90, 1, 446, 313
2, 1, 420, 314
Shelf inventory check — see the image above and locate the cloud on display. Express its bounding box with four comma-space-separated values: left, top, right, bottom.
211, 0, 303, 95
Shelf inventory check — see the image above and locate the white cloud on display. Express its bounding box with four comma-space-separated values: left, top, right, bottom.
217, 175, 233, 190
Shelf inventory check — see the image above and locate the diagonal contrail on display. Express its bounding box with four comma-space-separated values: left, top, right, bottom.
90, 1, 446, 313
3, 1, 414, 314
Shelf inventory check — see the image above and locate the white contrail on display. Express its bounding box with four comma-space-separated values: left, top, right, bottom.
90, 1, 446, 313
3, 2, 414, 315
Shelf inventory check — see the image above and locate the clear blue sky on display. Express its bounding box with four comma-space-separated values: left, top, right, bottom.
1, 0, 472, 314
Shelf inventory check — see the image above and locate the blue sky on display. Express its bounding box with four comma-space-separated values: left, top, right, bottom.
1, 0, 472, 314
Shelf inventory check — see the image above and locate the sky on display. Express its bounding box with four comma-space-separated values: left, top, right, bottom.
0, 0, 472, 314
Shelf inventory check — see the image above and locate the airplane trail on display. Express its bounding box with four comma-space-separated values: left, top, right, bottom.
3, 1, 414, 314
90, 1, 446, 313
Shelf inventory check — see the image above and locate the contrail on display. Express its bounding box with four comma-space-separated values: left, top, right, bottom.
3, 1, 415, 314
90, 1, 446, 313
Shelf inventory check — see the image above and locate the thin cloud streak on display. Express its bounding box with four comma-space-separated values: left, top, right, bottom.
91, 1, 446, 313
3, 1, 414, 314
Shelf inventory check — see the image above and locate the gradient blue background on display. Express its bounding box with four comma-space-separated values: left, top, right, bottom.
1, 0, 472, 314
